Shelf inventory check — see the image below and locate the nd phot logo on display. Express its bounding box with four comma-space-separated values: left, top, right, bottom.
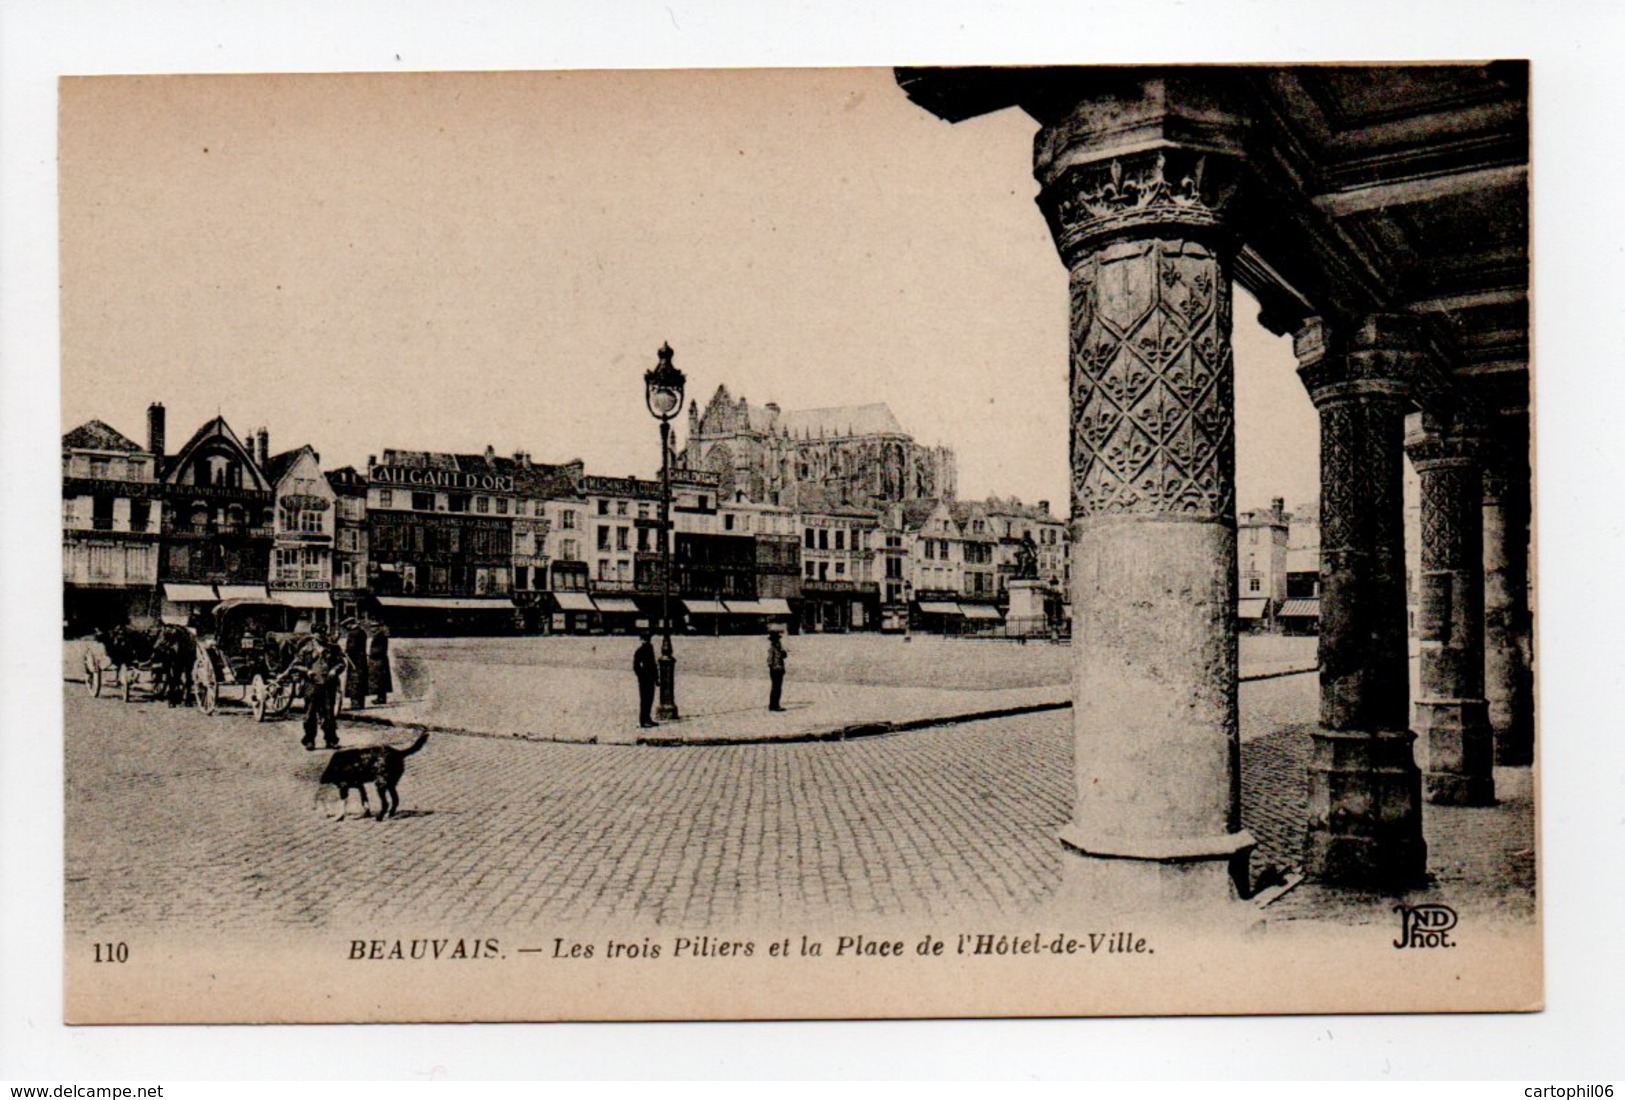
1394, 903, 1458, 949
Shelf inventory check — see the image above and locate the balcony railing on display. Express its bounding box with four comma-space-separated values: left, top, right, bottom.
163, 523, 273, 539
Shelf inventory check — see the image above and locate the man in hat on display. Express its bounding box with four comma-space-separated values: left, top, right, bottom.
368, 620, 393, 704
633, 630, 658, 728
342, 617, 369, 710
767, 631, 787, 712
300, 623, 346, 750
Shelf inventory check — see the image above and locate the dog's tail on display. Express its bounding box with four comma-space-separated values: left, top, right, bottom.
400, 730, 430, 757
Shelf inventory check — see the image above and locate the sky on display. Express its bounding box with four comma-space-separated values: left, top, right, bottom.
60, 67, 1319, 514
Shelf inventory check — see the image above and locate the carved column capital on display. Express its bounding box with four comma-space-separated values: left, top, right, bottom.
1294, 314, 1422, 408
1034, 75, 1249, 265
1404, 409, 1487, 472
1040, 148, 1245, 265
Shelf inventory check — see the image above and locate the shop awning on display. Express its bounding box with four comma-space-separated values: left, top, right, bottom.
1237, 598, 1270, 620
216, 584, 269, 601
163, 583, 217, 602
682, 599, 730, 615
376, 596, 511, 611
916, 601, 963, 616
594, 597, 641, 614
961, 603, 1003, 620
1279, 598, 1321, 618
552, 592, 598, 612
273, 590, 333, 609
724, 598, 794, 616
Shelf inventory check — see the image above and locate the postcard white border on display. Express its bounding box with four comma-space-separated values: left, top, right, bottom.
5, 0, 1623, 1079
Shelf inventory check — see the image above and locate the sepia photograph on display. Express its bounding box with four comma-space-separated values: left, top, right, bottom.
50, 60, 1543, 1024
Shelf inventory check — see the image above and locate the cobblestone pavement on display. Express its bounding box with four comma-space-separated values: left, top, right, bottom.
63, 639, 1534, 938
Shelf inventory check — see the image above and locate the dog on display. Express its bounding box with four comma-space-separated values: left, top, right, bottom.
317, 731, 429, 821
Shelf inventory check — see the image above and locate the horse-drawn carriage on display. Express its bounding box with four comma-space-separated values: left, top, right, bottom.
191, 598, 343, 721
84, 623, 194, 704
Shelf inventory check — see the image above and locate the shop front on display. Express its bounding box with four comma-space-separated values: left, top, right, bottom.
373, 595, 516, 636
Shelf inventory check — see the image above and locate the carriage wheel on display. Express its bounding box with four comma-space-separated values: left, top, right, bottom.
269, 681, 295, 718
249, 675, 268, 722
83, 653, 102, 698
192, 651, 217, 715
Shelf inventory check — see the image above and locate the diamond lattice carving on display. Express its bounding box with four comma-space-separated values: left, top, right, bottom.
1070, 239, 1233, 520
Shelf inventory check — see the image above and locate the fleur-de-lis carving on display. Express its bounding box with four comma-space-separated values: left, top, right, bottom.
1137, 330, 1182, 367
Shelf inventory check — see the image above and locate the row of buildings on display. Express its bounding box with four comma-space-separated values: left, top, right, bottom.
62, 399, 1071, 637
1237, 497, 1323, 635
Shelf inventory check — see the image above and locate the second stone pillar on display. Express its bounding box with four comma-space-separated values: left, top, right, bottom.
1296, 316, 1427, 888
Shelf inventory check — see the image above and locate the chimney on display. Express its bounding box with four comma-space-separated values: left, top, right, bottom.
254, 427, 269, 471
1038, 500, 1050, 516
146, 402, 165, 457
1271, 496, 1285, 520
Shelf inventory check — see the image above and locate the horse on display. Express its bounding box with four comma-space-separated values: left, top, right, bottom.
93, 624, 160, 697
92, 623, 193, 705
151, 624, 196, 707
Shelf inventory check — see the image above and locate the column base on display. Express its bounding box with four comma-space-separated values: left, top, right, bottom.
1304, 728, 1428, 889
1424, 771, 1496, 806
1415, 697, 1495, 806
1487, 645, 1535, 766
1057, 826, 1255, 917
1492, 730, 1534, 768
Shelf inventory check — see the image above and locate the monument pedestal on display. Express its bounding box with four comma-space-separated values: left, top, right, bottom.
1005, 579, 1047, 637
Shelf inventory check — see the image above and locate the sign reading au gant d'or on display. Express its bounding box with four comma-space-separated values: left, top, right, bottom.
368, 465, 515, 493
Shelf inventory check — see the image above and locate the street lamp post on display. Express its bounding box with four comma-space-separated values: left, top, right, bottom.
645, 342, 686, 721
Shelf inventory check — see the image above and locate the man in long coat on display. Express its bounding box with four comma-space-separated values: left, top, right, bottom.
767, 631, 787, 712
368, 621, 393, 704
633, 631, 657, 728
343, 618, 369, 710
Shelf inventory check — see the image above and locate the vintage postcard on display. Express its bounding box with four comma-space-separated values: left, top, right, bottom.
59, 64, 1536, 1023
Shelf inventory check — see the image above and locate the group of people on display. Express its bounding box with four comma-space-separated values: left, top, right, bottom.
297, 618, 393, 751
633, 629, 786, 728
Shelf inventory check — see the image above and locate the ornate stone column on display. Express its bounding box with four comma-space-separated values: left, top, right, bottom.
1295, 316, 1426, 887
1037, 77, 1255, 909
1406, 412, 1495, 805
1483, 452, 1535, 766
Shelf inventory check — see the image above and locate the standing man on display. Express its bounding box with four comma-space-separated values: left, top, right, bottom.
767, 631, 787, 712
633, 630, 658, 728
368, 620, 393, 705
343, 617, 369, 711
300, 625, 345, 751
